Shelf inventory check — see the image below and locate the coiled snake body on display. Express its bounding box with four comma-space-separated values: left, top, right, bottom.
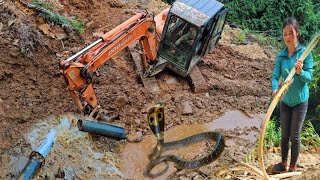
144, 103, 225, 178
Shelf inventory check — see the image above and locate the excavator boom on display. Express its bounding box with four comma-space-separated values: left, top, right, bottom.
59, 10, 167, 115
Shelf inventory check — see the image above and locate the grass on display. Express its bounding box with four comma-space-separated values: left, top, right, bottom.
301, 120, 320, 150
263, 118, 281, 150
28, 0, 85, 32
244, 149, 257, 163
260, 118, 320, 151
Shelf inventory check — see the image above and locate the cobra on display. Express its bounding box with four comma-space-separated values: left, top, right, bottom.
144, 102, 225, 178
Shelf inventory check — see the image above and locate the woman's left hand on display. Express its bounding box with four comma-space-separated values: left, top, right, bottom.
295, 58, 303, 75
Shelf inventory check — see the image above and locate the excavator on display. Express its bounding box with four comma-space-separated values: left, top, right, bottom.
59, 0, 228, 116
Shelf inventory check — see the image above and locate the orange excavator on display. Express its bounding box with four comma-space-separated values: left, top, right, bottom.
59, 0, 228, 116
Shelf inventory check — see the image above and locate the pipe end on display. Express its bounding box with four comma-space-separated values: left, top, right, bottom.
77, 120, 84, 131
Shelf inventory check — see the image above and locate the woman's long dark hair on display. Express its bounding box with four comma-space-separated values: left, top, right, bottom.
283, 17, 301, 42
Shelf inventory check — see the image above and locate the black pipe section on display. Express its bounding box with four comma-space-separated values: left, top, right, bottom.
17, 151, 44, 180
77, 120, 126, 139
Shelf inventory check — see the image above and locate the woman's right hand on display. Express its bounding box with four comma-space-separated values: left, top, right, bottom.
272, 90, 278, 97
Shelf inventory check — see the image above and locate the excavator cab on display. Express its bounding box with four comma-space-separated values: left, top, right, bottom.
157, 0, 228, 77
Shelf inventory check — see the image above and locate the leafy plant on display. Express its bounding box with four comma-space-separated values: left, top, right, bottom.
28, 0, 85, 32
234, 29, 247, 45
301, 120, 320, 150
308, 45, 320, 125
244, 149, 257, 163
262, 118, 281, 150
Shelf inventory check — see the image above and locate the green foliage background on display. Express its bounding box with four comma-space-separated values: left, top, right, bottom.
220, 0, 320, 43
221, 0, 320, 135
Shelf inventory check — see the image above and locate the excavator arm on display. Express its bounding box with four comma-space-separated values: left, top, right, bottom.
59, 10, 167, 115
59, 0, 227, 116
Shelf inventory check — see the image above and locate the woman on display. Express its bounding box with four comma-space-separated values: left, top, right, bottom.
271, 17, 313, 172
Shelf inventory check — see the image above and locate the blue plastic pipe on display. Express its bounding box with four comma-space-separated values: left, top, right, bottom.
77, 120, 126, 139
17, 129, 55, 180
17, 152, 43, 180
18, 118, 70, 180
36, 129, 56, 157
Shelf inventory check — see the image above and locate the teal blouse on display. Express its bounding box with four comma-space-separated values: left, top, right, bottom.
271, 45, 313, 107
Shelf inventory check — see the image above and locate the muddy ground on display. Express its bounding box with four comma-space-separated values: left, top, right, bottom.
0, 0, 319, 179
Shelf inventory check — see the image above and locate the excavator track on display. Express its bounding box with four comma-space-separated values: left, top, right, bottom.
187, 65, 209, 93
128, 42, 209, 94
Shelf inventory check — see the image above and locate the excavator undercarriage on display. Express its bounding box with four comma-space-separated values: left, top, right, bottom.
127, 42, 209, 94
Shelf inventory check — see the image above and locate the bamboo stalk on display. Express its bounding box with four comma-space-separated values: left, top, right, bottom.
237, 162, 265, 178
258, 33, 320, 179
284, 34, 320, 83
272, 172, 302, 179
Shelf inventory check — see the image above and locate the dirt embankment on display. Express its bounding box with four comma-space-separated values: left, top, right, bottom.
0, 0, 77, 152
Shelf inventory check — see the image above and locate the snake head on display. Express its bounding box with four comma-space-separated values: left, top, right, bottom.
147, 103, 165, 139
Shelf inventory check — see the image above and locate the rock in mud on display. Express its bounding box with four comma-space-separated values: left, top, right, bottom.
127, 131, 143, 142
93, 32, 104, 38
9, 155, 29, 175
182, 101, 193, 115
195, 101, 204, 109
199, 166, 212, 176
86, 21, 96, 28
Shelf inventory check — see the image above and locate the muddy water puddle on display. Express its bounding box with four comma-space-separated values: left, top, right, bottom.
121, 110, 264, 179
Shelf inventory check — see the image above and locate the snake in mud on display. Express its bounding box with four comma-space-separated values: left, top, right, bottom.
144, 103, 225, 178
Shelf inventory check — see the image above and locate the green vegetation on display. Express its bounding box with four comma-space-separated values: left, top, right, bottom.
234, 29, 247, 45
261, 119, 320, 151
263, 118, 281, 150
28, 0, 85, 32
220, 0, 320, 43
309, 45, 320, 130
244, 149, 257, 163
301, 120, 320, 150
